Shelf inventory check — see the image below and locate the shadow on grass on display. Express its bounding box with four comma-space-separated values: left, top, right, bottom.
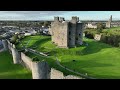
81, 40, 112, 55
60, 60, 114, 79
30, 37, 51, 49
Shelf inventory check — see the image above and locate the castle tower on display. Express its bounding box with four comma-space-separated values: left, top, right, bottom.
106, 15, 112, 28
75, 23, 84, 45
31, 61, 51, 79
68, 16, 78, 47
110, 15, 112, 22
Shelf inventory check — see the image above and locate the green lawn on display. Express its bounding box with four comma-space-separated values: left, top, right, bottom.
103, 26, 120, 31
0, 51, 32, 79
16, 35, 120, 79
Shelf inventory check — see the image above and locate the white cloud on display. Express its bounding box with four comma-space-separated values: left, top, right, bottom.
0, 11, 120, 20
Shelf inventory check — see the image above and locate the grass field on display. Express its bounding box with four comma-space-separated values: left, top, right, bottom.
0, 51, 32, 79
16, 35, 120, 79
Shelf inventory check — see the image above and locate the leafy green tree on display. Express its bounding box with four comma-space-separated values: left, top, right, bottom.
10, 34, 18, 44
97, 23, 105, 33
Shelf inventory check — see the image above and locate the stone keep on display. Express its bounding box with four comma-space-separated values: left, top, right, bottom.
31, 61, 50, 79
50, 16, 84, 48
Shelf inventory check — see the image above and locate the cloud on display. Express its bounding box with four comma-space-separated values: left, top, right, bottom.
0, 11, 71, 20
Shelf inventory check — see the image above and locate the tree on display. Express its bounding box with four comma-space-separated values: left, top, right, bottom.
44, 21, 51, 28
97, 23, 105, 33
10, 34, 18, 44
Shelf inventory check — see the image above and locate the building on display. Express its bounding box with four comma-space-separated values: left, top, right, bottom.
86, 22, 97, 29
49, 16, 84, 48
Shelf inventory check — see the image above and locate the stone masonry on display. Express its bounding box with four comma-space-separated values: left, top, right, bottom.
49, 16, 84, 48
106, 15, 112, 28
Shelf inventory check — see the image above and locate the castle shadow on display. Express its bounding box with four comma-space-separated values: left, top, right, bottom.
60, 59, 114, 79
81, 40, 112, 55
30, 37, 51, 49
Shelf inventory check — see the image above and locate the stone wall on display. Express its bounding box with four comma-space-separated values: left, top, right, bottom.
50, 16, 84, 48
64, 75, 82, 79
50, 68, 64, 79
21, 52, 32, 70
32, 61, 50, 79
50, 68, 81, 79
94, 34, 101, 41
5, 39, 82, 79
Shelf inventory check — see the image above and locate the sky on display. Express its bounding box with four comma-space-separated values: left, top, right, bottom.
0, 11, 120, 20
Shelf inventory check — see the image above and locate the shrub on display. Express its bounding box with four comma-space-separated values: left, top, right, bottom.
32, 56, 39, 62
10, 34, 18, 44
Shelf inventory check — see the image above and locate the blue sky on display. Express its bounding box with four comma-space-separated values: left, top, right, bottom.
0, 11, 120, 20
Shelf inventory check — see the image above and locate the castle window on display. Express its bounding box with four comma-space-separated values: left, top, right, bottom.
69, 31, 71, 35
79, 33, 81, 36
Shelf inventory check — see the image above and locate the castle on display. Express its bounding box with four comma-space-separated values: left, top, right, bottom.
106, 15, 112, 28
49, 16, 84, 48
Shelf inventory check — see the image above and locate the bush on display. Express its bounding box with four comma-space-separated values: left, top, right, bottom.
32, 56, 39, 62
97, 23, 105, 33
84, 29, 97, 39
10, 34, 18, 44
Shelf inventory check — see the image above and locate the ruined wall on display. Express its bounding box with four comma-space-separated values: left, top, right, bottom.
64, 75, 82, 79
50, 68, 81, 79
50, 68, 64, 79
21, 52, 32, 70
51, 21, 69, 48
5, 39, 82, 79
11, 44, 21, 64
7, 40, 12, 54
106, 21, 111, 28
32, 61, 50, 79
